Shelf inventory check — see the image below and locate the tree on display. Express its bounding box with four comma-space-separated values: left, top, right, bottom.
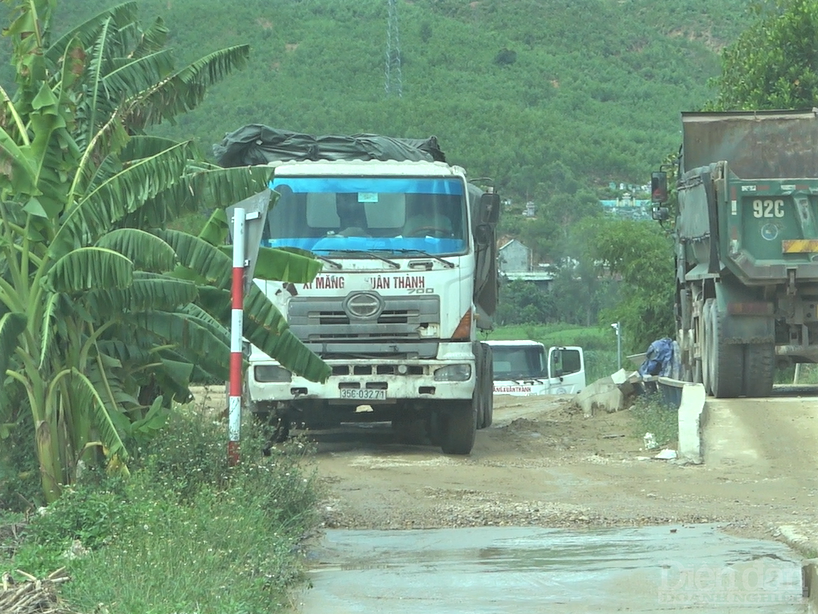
548, 217, 615, 327
586, 219, 675, 352
495, 280, 555, 326
708, 0, 818, 110
0, 1, 328, 503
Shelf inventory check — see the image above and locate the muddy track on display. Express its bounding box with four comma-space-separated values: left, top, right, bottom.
189, 386, 818, 549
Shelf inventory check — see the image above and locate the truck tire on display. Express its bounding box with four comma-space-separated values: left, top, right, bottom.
678, 289, 693, 381
679, 288, 692, 331
474, 345, 486, 429
742, 343, 775, 397
480, 343, 493, 429
708, 300, 744, 398
702, 300, 713, 395
252, 403, 290, 454
440, 401, 477, 455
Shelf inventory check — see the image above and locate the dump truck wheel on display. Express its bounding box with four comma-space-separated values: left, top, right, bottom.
708, 300, 744, 398
702, 300, 714, 395
678, 289, 694, 382
742, 343, 775, 398
440, 401, 477, 455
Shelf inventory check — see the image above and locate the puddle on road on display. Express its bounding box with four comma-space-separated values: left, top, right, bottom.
293, 525, 805, 614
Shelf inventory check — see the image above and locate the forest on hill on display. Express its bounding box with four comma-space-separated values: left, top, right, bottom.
1, 0, 752, 204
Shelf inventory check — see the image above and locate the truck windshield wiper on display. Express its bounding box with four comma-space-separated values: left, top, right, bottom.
392, 249, 455, 269
330, 249, 401, 269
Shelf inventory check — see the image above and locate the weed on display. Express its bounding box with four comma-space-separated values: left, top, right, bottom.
630, 391, 679, 449
4, 405, 322, 614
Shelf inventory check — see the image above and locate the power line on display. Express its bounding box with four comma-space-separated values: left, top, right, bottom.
385, 0, 402, 97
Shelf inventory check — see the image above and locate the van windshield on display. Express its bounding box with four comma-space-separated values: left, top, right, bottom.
492, 346, 547, 379
262, 176, 468, 257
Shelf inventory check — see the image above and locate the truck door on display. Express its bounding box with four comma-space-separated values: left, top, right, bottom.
547, 346, 586, 394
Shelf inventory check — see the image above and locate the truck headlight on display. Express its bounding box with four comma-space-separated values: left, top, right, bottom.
434, 364, 471, 382
254, 365, 292, 382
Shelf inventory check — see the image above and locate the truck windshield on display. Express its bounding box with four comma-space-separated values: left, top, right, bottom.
492, 346, 547, 380
262, 177, 468, 256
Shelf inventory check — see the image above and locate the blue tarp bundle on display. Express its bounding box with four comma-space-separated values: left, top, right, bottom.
638, 337, 680, 378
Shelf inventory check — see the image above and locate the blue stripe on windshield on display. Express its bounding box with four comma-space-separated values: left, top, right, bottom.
270, 177, 464, 195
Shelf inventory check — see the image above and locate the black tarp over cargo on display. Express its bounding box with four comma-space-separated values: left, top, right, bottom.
214, 125, 446, 167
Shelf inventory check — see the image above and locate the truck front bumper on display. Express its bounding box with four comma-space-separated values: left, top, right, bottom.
247, 345, 476, 406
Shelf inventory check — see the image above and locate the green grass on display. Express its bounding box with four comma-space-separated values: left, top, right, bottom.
2, 405, 321, 614
629, 391, 679, 449
777, 363, 818, 385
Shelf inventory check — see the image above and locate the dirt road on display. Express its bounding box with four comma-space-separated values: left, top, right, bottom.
275, 391, 818, 551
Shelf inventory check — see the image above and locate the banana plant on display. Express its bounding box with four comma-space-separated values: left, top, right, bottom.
0, 0, 328, 502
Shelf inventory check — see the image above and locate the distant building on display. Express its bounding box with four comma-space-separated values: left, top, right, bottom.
497, 238, 553, 290
599, 198, 652, 220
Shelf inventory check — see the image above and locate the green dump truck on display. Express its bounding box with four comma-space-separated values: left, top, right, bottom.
652, 110, 818, 398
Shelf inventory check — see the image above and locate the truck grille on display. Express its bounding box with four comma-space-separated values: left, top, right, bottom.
288, 295, 440, 343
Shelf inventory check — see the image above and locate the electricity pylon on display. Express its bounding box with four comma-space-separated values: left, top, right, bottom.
385, 0, 403, 97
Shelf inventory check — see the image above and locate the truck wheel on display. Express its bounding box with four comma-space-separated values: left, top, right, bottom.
742, 343, 775, 397
693, 358, 702, 385
679, 288, 692, 331
474, 348, 486, 429
440, 401, 476, 455
272, 416, 290, 443
252, 405, 290, 454
428, 412, 443, 446
702, 300, 713, 395
678, 289, 693, 381
482, 375, 494, 428
708, 300, 744, 398
480, 344, 493, 429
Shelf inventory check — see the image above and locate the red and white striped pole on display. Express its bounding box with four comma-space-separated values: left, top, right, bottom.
229, 207, 246, 466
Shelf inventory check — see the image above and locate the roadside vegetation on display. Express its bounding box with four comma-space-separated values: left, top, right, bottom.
0, 1, 326, 611
1, 403, 321, 614
629, 391, 679, 450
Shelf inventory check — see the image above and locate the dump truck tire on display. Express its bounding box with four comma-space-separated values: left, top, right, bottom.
441, 401, 477, 455
702, 300, 714, 395
708, 300, 744, 398
742, 343, 775, 398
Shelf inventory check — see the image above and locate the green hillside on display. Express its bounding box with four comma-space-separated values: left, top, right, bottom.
6, 0, 751, 201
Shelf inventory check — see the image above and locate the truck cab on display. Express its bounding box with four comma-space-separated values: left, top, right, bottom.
243, 158, 499, 454
486, 340, 585, 396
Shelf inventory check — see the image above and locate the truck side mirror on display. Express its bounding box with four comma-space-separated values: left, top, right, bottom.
650, 171, 668, 204
549, 347, 564, 379
480, 192, 500, 224
651, 206, 670, 222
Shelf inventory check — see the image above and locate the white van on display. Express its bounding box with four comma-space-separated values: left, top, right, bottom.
486, 340, 586, 396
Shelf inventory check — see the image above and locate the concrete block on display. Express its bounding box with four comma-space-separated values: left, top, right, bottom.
576, 377, 625, 417
610, 369, 629, 385
677, 382, 706, 464
801, 558, 818, 604
610, 369, 643, 399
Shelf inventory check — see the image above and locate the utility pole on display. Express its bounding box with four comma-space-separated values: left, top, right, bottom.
385, 0, 403, 97
611, 322, 622, 370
